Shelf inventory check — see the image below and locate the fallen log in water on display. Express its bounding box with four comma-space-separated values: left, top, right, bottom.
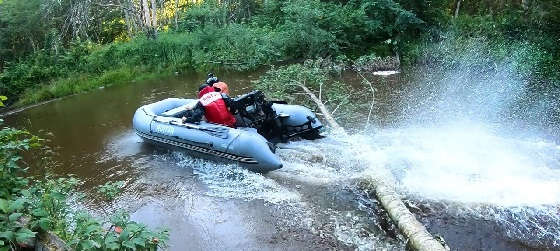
295, 82, 447, 251
360, 177, 448, 251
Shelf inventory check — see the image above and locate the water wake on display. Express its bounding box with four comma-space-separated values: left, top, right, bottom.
173, 152, 301, 204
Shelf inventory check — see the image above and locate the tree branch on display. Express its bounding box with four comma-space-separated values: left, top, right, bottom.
357, 72, 376, 129
289, 81, 344, 132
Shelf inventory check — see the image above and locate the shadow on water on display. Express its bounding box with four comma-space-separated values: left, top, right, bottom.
3, 61, 560, 250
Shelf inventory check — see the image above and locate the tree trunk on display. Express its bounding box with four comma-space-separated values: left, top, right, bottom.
150, 0, 157, 30
132, 0, 144, 33
28, 37, 37, 53
454, 0, 462, 18
142, 0, 151, 31
118, 0, 134, 37
174, 0, 179, 29
522, 0, 530, 10
360, 178, 448, 251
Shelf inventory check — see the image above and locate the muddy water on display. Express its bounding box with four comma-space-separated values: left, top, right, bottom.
4, 69, 560, 250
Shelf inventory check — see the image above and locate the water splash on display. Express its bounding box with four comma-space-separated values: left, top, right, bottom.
350, 43, 560, 248
173, 152, 301, 204
358, 125, 560, 206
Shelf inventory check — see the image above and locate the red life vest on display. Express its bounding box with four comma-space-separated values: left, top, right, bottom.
198, 86, 236, 127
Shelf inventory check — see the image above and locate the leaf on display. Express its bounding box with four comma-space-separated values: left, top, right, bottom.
51, 192, 65, 200
0, 231, 14, 241
104, 234, 120, 250
86, 224, 100, 235
8, 212, 22, 222
122, 240, 135, 249
126, 223, 139, 233
132, 237, 146, 247
105, 240, 120, 250
91, 240, 101, 248
36, 218, 50, 231
118, 230, 130, 241
0, 199, 8, 213
80, 240, 93, 250
15, 228, 36, 243
20, 189, 31, 198
31, 208, 48, 217
8, 198, 25, 212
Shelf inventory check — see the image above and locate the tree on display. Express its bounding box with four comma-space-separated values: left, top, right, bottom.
0, 0, 46, 63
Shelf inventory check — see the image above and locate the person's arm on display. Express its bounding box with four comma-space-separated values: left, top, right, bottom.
221, 93, 237, 114
182, 102, 205, 123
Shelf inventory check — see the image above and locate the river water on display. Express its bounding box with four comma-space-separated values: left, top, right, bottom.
3, 68, 560, 250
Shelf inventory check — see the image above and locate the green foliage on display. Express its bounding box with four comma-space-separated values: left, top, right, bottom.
0, 0, 45, 62
67, 211, 168, 251
106, 210, 168, 251
0, 126, 40, 199
254, 61, 358, 123
398, 1, 560, 83
0, 197, 37, 249
97, 181, 125, 202
63, 211, 168, 250
68, 212, 104, 250
28, 175, 81, 240
254, 63, 325, 101
178, 0, 230, 31
0, 121, 168, 250
188, 24, 281, 70
0, 124, 41, 249
400, 15, 560, 84
0, 0, 425, 106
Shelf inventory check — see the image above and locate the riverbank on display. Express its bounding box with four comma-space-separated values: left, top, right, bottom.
15, 67, 173, 107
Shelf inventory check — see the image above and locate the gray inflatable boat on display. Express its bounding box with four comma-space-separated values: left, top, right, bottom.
133, 91, 323, 172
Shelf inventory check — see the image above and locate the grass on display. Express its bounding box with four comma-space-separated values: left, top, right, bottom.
15, 67, 171, 107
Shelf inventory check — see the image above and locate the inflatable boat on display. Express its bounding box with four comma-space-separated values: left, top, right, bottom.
132, 91, 323, 172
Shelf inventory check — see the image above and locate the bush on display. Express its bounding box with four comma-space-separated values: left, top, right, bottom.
0, 122, 169, 250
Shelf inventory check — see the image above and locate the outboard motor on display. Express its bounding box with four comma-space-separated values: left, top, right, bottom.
234, 90, 323, 142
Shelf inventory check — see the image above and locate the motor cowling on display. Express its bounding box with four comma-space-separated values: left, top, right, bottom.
233, 90, 323, 142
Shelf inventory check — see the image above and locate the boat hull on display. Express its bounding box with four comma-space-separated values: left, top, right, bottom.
133, 98, 283, 172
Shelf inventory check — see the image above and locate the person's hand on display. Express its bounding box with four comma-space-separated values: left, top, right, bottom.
181, 116, 187, 123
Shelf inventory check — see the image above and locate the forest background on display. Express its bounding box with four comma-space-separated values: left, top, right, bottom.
0, 0, 558, 107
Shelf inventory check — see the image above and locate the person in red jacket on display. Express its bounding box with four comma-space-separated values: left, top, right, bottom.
181, 83, 237, 127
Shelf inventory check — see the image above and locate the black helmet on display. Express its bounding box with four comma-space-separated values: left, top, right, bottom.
206, 76, 219, 85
